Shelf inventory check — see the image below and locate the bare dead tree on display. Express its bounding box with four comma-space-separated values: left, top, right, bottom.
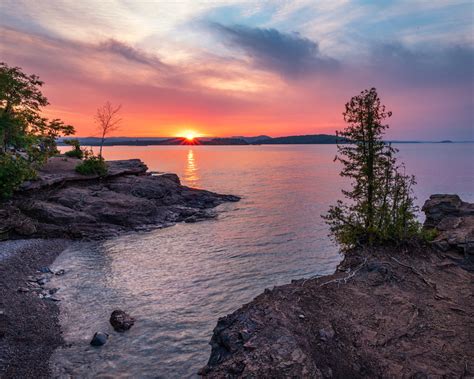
95, 101, 121, 158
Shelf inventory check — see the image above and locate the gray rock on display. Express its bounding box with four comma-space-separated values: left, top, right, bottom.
43, 294, 61, 302
3, 158, 240, 240
90, 332, 109, 346
422, 194, 474, 256
319, 327, 335, 341
36, 277, 49, 286
14, 219, 37, 236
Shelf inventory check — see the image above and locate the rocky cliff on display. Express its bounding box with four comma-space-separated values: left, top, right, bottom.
422, 194, 474, 257
201, 195, 474, 378
0, 157, 239, 240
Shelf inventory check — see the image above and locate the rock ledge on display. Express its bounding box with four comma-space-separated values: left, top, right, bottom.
0, 157, 239, 239
201, 195, 474, 378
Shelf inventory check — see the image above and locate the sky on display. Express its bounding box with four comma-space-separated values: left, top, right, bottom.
1, 0, 473, 140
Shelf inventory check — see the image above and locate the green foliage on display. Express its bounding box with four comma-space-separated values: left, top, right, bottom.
0, 62, 75, 159
0, 62, 76, 198
419, 228, 438, 243
323, 88, 420, 249
0, 152, 36, 199
64, 139, 84, 159
75, 155, 107, 176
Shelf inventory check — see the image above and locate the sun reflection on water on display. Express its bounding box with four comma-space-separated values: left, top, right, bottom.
184, 149, 199, 187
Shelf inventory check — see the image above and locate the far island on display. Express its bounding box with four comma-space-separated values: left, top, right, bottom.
57, 135, 469, 146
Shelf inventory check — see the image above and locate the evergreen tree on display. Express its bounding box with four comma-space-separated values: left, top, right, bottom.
323, 88, 419, 248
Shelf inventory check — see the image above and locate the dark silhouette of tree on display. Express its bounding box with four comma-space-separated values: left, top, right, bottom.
0, 62, 75, 198
95, 101, 121, 158
323, 88, 419, 248
0, 62, 74, 157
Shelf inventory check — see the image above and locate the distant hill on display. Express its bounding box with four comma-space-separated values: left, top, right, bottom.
201, 138, 248, 145
58, 134, 469, 146
58, 135, 344, 146
57, 137, 168, 146
258, 134, 342, 144
231, 135, 272, 143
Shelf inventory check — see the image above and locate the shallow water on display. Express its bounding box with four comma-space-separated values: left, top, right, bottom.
51, 144, 473, 378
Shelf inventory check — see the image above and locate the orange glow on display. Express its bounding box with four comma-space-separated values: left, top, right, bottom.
178, 130, 199, 141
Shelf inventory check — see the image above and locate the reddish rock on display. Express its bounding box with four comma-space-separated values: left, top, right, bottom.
110, 310, 135, 332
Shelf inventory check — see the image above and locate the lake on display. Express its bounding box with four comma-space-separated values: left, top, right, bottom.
51, 144, 473, 378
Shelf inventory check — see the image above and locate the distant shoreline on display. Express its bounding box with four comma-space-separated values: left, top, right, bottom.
57, 135, 470, 147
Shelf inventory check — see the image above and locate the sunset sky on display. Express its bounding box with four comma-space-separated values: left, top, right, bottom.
1, 1, 473, 140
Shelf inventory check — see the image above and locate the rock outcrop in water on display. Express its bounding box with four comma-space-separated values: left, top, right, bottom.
201, 195, 474, 378
0, 157, 239, 240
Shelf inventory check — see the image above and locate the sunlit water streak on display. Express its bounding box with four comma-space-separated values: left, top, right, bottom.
51, 144, 473, 378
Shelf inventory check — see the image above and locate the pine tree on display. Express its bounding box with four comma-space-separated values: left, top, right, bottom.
323, 88, 419, 248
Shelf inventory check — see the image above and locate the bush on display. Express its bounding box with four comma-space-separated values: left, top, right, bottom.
419, 228, 438, 243
75, 155, 107, 176
0, 153, 36, 199
65, 149, 83, 159
64, 139, 84, 159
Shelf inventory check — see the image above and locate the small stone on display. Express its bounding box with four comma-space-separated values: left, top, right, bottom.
319, 327, 335, 341
90, 332, 108, 346
42, 294, 60, 301
18, 287, 29, 293
37, 277, 49, 286
110, 310, 135, 332
298, 314, 305, 319
49, 288, 59, 295
38, 267, 52, 274
54, 269, 66, 276
45, 296, 61, 302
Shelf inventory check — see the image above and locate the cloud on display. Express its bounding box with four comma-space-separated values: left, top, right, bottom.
369, 42, 474, 87
98, 39, 168, 69
208, 23, 339, 79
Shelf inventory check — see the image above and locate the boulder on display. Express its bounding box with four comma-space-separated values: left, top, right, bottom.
90, 332, 109, 346
110, 310, 135, 332
422, 194, 474, 256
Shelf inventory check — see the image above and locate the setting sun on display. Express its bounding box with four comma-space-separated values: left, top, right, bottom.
181, 131, 197, 141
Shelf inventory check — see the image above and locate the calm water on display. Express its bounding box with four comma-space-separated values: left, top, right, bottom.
51, 144, 473, 378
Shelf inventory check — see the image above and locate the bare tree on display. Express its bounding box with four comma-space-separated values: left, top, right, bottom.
95, 101, 121, 158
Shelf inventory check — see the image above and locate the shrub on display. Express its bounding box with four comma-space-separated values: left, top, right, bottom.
0, 153, 36, 199
65, 149, 83, 159
75, 155, 107, 176
64, 139, 84, 159
419, 228, 438, 243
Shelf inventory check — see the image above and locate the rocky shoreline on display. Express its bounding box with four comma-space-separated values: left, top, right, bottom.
0, 157, 240, 240
0, 239, 70, 378
0, 156, 240, 378
1, 159, 473, 378
200, 195, 474, 377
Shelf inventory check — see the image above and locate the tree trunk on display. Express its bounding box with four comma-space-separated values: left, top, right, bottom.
366, 108, 375, 244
